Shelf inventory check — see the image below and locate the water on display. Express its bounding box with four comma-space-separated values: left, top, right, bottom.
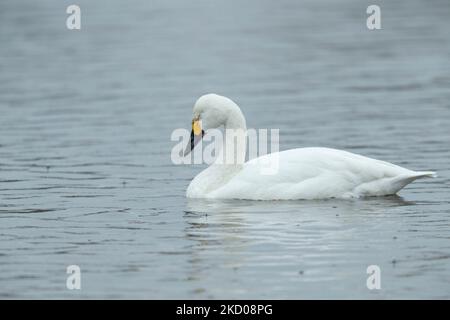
0, 0, 449, 299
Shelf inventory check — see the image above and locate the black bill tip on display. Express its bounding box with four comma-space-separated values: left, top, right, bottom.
183, 129, 204, 157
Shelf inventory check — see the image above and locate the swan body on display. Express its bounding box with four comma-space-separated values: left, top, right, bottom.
185, 94, 436, 200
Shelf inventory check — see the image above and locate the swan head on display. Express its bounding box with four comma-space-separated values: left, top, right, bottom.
193, 94, 244, 130
184, 94, 246, 156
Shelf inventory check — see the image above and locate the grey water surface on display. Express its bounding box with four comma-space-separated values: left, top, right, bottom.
0, 0, 449, 299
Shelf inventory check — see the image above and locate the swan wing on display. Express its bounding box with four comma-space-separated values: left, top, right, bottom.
208, 147, 431, 200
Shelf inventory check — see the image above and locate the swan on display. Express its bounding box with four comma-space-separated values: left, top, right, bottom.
184, 94, 436, 200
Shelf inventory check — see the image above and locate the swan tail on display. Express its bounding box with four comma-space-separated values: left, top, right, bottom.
352, 170, 437, 197
410, 171, 437, 179
387, 171, 437, 194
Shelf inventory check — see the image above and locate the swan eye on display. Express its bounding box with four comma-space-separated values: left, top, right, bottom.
192, 119, 202, 136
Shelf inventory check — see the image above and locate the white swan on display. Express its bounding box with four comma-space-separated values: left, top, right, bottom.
184, 94, 436, 200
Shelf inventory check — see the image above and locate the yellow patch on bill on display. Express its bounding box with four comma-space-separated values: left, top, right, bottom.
192, 120, 202, 135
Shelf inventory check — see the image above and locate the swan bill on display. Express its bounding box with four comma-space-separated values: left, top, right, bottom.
183, 119, 204, 156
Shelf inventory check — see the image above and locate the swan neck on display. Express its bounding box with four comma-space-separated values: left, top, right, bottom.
215, 107, 247, 166
225, 109, 247, 131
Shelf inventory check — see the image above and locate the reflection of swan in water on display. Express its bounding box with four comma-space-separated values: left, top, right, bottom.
183, 195, 415, 260
186, 195, 415, 216
182, 200, 250, 296
182, 195, 416, 297
184, 94, 436, 200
